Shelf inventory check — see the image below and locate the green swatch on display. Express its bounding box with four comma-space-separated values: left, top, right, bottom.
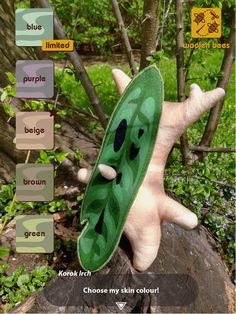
16, 215, 54, 253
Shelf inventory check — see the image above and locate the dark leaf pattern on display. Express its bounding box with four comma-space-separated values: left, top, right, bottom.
78, 65, 164, 271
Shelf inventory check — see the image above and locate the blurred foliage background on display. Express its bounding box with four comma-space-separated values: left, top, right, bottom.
0, 0, 235, 310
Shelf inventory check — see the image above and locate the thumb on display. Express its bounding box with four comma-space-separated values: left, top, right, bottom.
77, 168, 92, 184
78, 164, 117, 184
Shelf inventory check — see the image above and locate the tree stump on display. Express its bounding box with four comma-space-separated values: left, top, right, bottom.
12, 223, 235, 313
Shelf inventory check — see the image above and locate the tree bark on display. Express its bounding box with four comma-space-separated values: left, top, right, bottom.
140, 0, 159, 70
175, 0, 194, 165
174, 143, 236, 153
34, 0, 108, 129
0, 1, 37, 87
199, 13, 235, 147
156, 0, 173, 49
111, 0, 137, 76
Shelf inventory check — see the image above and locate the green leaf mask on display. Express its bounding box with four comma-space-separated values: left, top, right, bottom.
78, 65, 164, 271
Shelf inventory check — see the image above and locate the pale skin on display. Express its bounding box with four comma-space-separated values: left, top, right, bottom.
78, 69, 225, 272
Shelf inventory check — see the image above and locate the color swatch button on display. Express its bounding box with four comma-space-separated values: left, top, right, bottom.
16, 112, 54, 150
16, 215, 54, 253
16, 164, 54, 201
16, 60, 54, 98
16, 8, 53, 46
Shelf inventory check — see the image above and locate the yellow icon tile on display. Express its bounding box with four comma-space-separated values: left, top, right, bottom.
191, 8, 221, 38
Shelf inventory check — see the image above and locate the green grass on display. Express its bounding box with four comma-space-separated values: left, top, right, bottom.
55, 64, 119, 115
0, 264, 56, 312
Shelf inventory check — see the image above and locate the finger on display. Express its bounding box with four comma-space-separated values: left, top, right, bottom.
98, 164, 117, 180
189, 83, 203, 99
186, 84, 225, 125
112, 69, 131, 95
203, 87, 225, 110
124, 220, 162, 272
161, 196, 198, 230
77, 168, 92, 184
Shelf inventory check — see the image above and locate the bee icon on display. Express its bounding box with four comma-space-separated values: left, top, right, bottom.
207, 21, 219, 33
194, 12, 205, 24
210, 10, 219, 20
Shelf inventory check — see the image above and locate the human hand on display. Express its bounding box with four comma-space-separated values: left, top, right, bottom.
78, 69, 225, 271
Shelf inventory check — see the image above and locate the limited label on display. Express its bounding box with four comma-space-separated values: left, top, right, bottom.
16, 60, 54, 98
16, 215, 54, 253
16, 8, 53, 46
16, 164, 54, 201
16, 112, 54, 150
42, 40, 74, 51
